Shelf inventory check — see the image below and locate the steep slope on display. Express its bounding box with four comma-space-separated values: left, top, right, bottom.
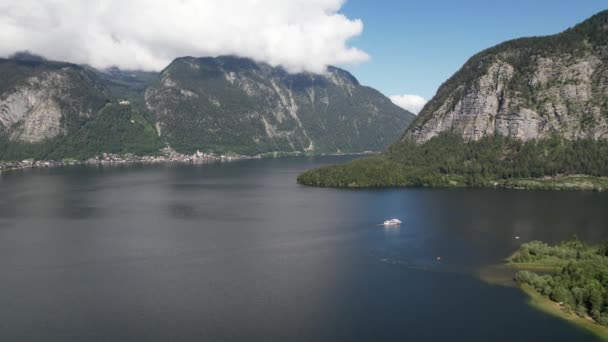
0, 57, 109, 145
145, 56, 414, 154
46, 103, 162, 160
407, 10, 608, 143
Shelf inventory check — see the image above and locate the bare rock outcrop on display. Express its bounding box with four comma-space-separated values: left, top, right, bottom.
0, 60, 108, 144
406, 10, 608, 143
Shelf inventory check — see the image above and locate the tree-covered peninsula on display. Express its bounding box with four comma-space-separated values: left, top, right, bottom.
297, 133, 608, 190
509, 238, 608, 338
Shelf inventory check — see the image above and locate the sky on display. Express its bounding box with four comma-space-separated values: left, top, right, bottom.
0, 0, 606, 113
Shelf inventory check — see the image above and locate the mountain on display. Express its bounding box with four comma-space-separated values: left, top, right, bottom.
0, 55, 414, 161
407, 10, 608, 143
145, 56, 414, 155
0, 57, 109, 145
298, 11, 608, 190
0, 57, 166, 161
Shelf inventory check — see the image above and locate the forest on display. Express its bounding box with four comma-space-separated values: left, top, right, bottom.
297, 133, 608, 189
511, 239, 608, 326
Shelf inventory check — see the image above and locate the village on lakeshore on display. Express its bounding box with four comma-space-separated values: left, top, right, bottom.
0, 148, 257, 173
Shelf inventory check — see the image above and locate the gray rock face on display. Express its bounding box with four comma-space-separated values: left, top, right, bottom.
0, 60, 108, 144
406, 11, 608, 143
145, 56, 414, 154
0, 73, 68, 143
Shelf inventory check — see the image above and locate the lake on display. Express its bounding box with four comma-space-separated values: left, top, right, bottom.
1, 156, 607, 341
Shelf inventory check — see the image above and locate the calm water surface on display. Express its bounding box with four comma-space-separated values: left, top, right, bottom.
1, 156, 608, 341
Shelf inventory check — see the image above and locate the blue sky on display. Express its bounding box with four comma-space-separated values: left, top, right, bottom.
339, 0, 607, 108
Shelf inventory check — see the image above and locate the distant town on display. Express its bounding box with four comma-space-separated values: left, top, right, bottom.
0, 148, 258, 173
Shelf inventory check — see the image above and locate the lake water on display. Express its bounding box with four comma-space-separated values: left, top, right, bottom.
1, 156, 608, 341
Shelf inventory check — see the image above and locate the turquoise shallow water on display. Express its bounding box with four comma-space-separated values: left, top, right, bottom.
0, 156, 606, 341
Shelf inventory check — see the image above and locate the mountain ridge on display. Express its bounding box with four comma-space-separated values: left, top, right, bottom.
145, 55, 414, 155
0, 54, 414, 160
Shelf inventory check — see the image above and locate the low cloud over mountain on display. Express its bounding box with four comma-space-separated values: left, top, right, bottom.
0, 0, 368, 73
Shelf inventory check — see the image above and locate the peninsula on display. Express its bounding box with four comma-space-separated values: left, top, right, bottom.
509, 239, 608, 340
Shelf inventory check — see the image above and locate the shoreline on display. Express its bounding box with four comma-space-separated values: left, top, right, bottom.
0, 151, 257, 174
520, 285, 608, 341
503, 239, 608, 340
477, 264, 608, 341
496, 176, 608, 192
504, 262, 563, 272
0, 150, 376, 174
298, 175, 608, 192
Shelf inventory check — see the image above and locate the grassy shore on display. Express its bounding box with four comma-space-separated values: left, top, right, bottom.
521, 285, 608, 341
505, 262, 563, 272
479, 264, 608, 341
497, 175, 608, 192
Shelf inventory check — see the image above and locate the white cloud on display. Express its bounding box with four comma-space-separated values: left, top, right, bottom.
0, 0, 369, 73
389, 94, 428, 114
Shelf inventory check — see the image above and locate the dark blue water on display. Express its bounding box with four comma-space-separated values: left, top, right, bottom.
1, 156, 607, 341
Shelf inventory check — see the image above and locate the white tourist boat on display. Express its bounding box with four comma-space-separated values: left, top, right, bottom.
383, 218, 402, 226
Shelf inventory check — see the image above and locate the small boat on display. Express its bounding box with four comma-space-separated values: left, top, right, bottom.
383, 218, 402, 226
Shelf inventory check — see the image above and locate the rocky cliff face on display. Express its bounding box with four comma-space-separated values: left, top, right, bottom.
0, 59, 109, 144
145, 56, 414, 154
406, 10, 608, 143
